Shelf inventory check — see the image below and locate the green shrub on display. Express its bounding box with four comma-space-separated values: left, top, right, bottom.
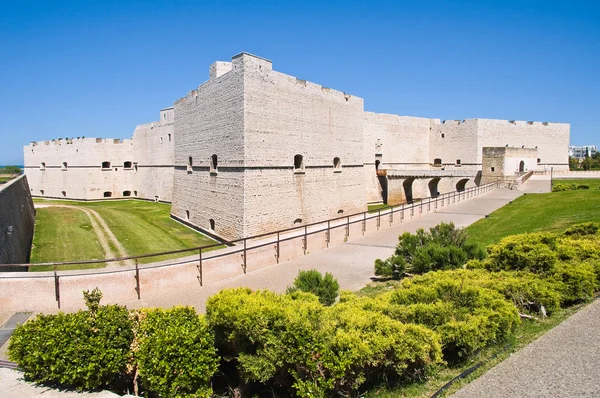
286, 269, 340, 306
484, 233, 557, 274
375, 222, 484, 278
563, 222, 600, 237
8, 300, 133, 390
306, 302, 443, 396
134, 307, 219, 398
552, 261, 597, 304
382, 276, 520, 361
577, 184, 590, 189
552, 183, 577, 192
206, 288, 323, 395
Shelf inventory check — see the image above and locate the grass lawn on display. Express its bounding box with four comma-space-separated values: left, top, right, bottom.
31, 199, 222, 267
30, 207, 107, 271
0, 176, 14, 184
368, 203, 391, 213
552, 178, 600, 188
466, 184, 600, 247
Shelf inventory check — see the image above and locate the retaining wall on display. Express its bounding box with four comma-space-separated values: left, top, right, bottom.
0, 175, 35, 266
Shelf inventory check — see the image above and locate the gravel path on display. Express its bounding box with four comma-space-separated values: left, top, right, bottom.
451, 298, 600, 398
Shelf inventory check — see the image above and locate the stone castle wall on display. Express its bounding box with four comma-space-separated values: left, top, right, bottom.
0, 175, 35, 265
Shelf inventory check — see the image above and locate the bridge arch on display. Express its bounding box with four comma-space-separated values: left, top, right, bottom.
428, 177, 441, 198
403, 178, 416, 203
456, 178, 469, 192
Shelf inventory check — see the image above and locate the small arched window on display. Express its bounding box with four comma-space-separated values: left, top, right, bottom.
294, 154, 304, 172
187, 156, 193, 172
294, 218, 303, 225
123, 190, 131, 197
433, 158, 442, 166
62, 162, 68, 170
102, 161, 111, 169
456, 159, 461, 166
210, 154, 218, 173
337, 209, 344, 214
333, 157, 341, 171
103, 191, 112, 198
537, 158, 541, 164
124, 161, 132, 169
40, 189, 44, 195
62, 191, 66, 197
134, 190, 138, 196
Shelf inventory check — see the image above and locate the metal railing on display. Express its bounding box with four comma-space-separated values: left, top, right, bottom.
0, 182, 497, 308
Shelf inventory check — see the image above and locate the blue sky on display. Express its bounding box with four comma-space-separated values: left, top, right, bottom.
1, 0, 598, 165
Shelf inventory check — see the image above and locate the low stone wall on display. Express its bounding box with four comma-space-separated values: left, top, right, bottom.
0, 184, 495, 312
551, 171, 600, 178
0, 175, 35, 267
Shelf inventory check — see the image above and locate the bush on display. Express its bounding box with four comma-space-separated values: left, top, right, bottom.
286, 269, 340, 306
8, 296, 133, 390
206, 288, 323, 395
563, 222, 600, 237
382, 276, 520, 361
134, 307, 219, 398
484, 233, 557, 274
375, 223, 485, 278
552, 261, 597, 304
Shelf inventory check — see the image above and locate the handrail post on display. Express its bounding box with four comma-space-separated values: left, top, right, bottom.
54, 264, 60, 309
346, 216, 350, 238
198, 249, 203, 286
275, 232, 280, 263
326, 220, 331, 246
303, 226, 308, 254
242, 238, 247, 273
362, 212, 366, 235
377, 209, 380, 230
389, 206, 393, 225
134, 258, 140, 299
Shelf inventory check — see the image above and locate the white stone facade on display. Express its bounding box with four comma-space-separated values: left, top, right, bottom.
23, 52, 570, 240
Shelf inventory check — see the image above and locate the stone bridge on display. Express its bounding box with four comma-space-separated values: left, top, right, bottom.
377, 169, 482, 205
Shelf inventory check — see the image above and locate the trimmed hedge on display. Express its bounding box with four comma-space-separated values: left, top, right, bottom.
134, 307, 219, 398
8, 303, 133, 390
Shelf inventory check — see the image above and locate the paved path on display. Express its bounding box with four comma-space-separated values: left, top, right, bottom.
451, 297, 600, 398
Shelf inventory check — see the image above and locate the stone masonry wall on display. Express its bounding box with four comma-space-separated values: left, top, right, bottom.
243, 53, 366, 235
478, 119, 569, 171
170, 55, 246, 240
363, 113, 431, 203
0, 175, 35, 265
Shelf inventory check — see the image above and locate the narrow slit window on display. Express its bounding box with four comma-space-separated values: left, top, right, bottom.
187, 156, 193, 172
333, 157, 341, 171
294, 154, 304, 172
62, 162, 68, 170
210, 154, 218, 173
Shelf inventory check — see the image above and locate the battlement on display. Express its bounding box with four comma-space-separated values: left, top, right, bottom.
25, 137, 133, 148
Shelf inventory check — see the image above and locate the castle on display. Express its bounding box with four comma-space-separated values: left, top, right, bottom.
24, 52, 570, 241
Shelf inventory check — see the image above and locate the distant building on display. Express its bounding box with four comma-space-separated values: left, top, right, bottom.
569, 145, 597, 159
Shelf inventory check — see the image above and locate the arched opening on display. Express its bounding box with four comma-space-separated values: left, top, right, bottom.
519, 160, 525, 172
185, 210, 190, 220
209, 219, 215, 230
124, 161, 132, 169
40, 190, 44, 195
61, 191, 66, 197
333, 157, 341, 170
103, 191, 112, 198
122, 190, 131, 197
62, 162, 68, 170
210, 154, 218, 173
456, 179, 469, 192
187, 156, 193, 172
433, 158, 442, 167
337, 209, 344, 214
294, 154, 304, 171
403, 178, 415, 204
134, 190, 138, 196
294, 218, 303, 225
428, 177, 441, 198
375, 159, 381, 170
102, 161, 111, 169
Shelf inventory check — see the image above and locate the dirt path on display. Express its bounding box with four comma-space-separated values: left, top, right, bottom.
34, 204, 131, 266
